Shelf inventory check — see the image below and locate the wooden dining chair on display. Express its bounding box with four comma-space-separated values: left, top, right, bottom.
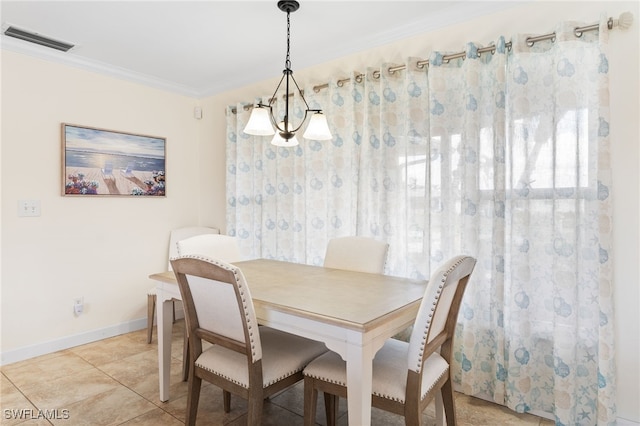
323, 236, 389, 274
147, 226, 219, 344
171, 255, 328, 426
175, 233, 244, 380
303, 255, 476, 426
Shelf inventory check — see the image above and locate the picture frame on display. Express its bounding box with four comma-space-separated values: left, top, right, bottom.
62, 123, 166, 197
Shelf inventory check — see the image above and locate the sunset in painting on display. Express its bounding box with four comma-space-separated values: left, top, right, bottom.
63, 124, 166, 196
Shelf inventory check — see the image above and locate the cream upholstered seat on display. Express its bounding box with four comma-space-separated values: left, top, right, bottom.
171, 255, 328, 426
303, 255, 476, 426
323, 236, 389, 274
147, 226, 219, 344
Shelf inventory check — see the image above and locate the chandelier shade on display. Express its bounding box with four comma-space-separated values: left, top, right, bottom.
243, 0, 331, 145
271, 122, 300, 146
303, 112, 332, 140
243, 105, 275, 136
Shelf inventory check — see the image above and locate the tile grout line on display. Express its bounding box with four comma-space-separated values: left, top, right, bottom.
68, 342, 186, 424
1, 371, 55, 425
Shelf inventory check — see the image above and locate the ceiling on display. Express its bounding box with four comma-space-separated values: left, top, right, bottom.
1, 1, 522, 98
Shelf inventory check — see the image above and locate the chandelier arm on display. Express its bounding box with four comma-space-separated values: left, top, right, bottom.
269, 109, 285, 133
288, 73, 311, 110
266, 73, 287, 134
268, 73, 287, 108
287, 110, 309, 134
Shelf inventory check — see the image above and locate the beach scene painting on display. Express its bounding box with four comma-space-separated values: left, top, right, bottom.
62, 124, 166, 196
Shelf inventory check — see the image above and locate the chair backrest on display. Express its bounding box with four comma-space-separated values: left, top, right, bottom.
171, 255, 262, 362
407, 255, 476, 374
167, 227, 219, 270
177, 234, 242, 263
323, 236, 389, 274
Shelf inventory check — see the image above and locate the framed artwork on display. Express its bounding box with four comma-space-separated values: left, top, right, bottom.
62, 123, 166, 196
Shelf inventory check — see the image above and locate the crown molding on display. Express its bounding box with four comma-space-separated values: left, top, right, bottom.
1, 1, 524, 100
1, 37, 201, 98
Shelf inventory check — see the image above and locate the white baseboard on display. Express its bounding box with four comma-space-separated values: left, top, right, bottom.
0, 318, 147, 366
618, 418, 640, 426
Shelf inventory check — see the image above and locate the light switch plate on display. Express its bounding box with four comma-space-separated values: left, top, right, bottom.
18, 199, 41, 217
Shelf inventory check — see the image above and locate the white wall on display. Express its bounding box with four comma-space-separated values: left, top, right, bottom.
0, 51, 221, 355
195, 96, 227, 233
206, 1, 639, 421
1, 0, 637, 422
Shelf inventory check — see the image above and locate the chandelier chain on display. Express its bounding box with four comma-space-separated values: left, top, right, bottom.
285, 11, 291, 70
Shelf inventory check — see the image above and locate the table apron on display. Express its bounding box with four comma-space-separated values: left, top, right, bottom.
157, 282, 180, 301
255, 306, 417, 360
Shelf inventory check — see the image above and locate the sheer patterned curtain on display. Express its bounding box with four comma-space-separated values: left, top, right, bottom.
226, 83, 361, 264
226, 17, 615, 425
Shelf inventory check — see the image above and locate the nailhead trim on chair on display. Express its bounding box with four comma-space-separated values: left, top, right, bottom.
231, 266, 260, 360
304, 372, 347, 387
414, 286, 440, 372
197, 364, 250, 389
420, 366, 449, 399
304, 356, 449, 403
264, 370, 304, 387
371, 365, 450, 403
184, 255, 261, 360
413, 256, 466, 372
196, 360, 307, 389
419, 365, 449, 401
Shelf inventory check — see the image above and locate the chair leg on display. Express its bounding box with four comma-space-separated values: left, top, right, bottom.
223, 390, 231, 413
441, 379, 457, 426
435, 389, 444, 426
182, 324, 189, 382
147, 293, 156, 344
303, 376, 318, 426
185, 374, 202, 426
247, 389, 264, 426
323, 392, 337, 426
404, 406, 421, 426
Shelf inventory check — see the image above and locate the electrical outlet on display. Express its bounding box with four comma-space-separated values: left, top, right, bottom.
73, 297, 84, 316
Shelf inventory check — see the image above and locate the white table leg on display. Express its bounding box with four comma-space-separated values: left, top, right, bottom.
345, 338, 374, 426
157, 294, 173, 402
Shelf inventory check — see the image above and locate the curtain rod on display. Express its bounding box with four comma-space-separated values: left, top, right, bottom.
313, 13, 632, 92
233, 12, 632, 113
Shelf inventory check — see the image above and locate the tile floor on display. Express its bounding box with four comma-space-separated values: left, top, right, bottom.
1, 322, 554, 425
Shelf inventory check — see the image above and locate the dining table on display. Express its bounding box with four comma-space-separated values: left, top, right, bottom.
149, 258, 427, 426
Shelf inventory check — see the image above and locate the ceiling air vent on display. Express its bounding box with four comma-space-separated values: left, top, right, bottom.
4, 26, 74, 52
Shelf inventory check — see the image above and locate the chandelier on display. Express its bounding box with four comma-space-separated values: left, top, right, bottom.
243, 0, 332, 147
